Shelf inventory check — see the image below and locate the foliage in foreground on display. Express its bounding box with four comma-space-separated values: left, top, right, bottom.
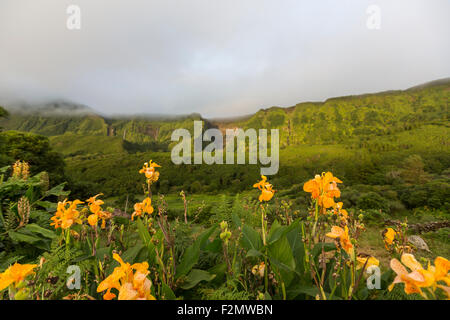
0, 160, 449, 300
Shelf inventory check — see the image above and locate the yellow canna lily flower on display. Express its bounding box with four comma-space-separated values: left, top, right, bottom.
389, 253, 450, 298
87, 214, 99, 226
253, 175, 275, 202
50, 199, 84, 230
97, 253, 155, 300
434, 257, 450, 286
142, 197, 154, 214
303, 172, 342, 210
383, 228, 397, 249
131, 198, 154, 221
0, 263, 37, 291
326, 225, 354, 256
86, 193, 104, 214
389, 257, 426, 295
139, 160, 161, 183
251, 262, 265, 278
356, 255, 380, 270
401, 254, 423, 272
131, 203, 143, 221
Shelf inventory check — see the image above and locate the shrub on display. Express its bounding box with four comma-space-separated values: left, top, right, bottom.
356, 192, 389, 211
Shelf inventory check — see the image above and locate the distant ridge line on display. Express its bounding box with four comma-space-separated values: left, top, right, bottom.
1, 77, 449, 122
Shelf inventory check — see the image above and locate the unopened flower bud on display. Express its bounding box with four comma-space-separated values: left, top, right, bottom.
220, 221, 228, 230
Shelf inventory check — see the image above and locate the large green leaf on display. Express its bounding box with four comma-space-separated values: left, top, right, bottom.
268, 236, 296, 287
285, 221, 305, 273
175, 225, 217, 279
240, 224, 262, 252
208, 262, 227, 285
136, 218, 151, 244
35, 200, 57, 211
267, 220, 285, 244
161, 283, 176, 300
135, 218, 156, 264
7, 229, 51, 250
44, 183, 70, 197
246, 248, 263, 258
8, 230, 42, 244
23, 223, 56, 239
231, 212, 242, 229
204, 238, 222, 253
179, 269, 216, 290
287, 285, 320, 299
122, 243, 146, 264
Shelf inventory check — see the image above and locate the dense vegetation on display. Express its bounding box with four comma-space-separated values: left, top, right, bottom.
2, 80, 448, 214
0, 79, 448, 300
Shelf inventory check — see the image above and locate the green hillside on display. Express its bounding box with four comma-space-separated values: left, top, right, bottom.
0, 108, 204, 146
1, 79, 448, 151
49, 134, 126, 156
0, 79, 449, 210
216, 80, 449, 147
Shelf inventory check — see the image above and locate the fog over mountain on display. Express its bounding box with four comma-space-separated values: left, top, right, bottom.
0, 0, 449, 118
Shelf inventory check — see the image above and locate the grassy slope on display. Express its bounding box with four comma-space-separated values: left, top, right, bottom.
2, 80, 441, 198
1, 79, 449, 195
1, 79, 448, 147
215, 82, 449, 146
49, 134, 126, 156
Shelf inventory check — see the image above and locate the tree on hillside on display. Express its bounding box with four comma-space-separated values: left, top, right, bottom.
400, 154, 430, 184
0, 106, 10, 165
0, 106, 8, 122
0, 130, 66, 184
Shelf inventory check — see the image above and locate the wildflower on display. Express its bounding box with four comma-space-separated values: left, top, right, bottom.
356, 255, 379, 270
383, 227, 397, 249
253, 175, 275, 202
0, 263, 37, 291
87, 214, 98, 226
139, 160, 161, 183
86, 194, 111, 229
50, 199, 84, 229
98, 210, 112, 229
434, 257, 450, 285
303, 172, 342, 209
334, 202, 348, 222
97, 253, 155, 300
389, 253, 450, 298
12, 160, 30, 180
326, 225, 354, 256
141, 197, 153, 214
86, 194, 104, 214
132, 203, 143, 221
131, 197, 154, 221
252, 262, 265, 278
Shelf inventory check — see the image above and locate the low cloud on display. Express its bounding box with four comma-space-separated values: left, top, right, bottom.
0, 0, 449, 117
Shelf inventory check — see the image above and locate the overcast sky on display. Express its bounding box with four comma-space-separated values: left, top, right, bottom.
0, 0, 449, 118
